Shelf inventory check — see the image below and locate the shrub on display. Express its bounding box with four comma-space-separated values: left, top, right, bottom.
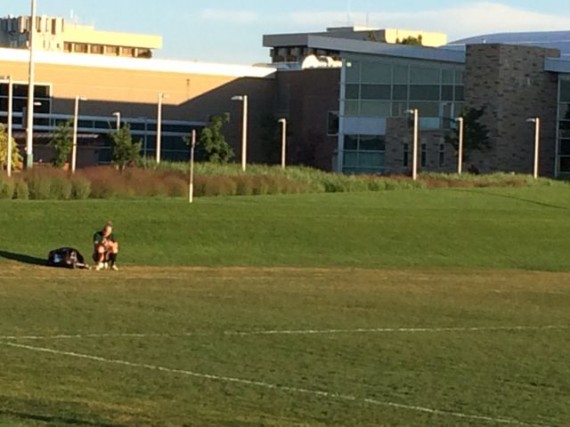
14, 180, 29, 200
49, 176, 73, 200
235, 176, 255, 196
0, 176, 15, 199
70, 176, 92, 200
25, 170, 53, 200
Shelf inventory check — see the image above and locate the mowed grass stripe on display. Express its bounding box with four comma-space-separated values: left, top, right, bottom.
1, 266, 568, 426
2, 341, 545, 427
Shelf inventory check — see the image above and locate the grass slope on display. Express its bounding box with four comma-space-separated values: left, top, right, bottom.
0, 186, 569, 271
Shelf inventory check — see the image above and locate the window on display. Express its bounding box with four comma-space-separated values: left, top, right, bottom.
410, 85, 440, 101
345, 84, 360, 99
361, 84, 391, 100
439, 143, 445, 167
410, 67, 440, 85
359, 136, 385, 151
403, 143, 409, 167
344, 135, 358, 150
560, 156, 570, 173
122, 47, 134, 57
359, 100, 391, 117
64, 42, 72, 52
421, 143, 428, 168
560, 139, 570, 155
91, 44, 104, 54
74, 43, 88, 54
361, 62, 391, 84
327, 112, 339, 136
346, 61, 361, 83
393, 85, 408, 100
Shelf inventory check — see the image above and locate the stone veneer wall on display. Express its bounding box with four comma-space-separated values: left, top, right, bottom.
385, 117, 456, 175
465, 44, 560, 176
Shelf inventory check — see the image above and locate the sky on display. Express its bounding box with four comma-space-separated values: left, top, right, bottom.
6, 0, 570, 64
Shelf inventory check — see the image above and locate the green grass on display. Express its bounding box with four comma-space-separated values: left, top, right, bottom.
0, 187, 569, 426
0, 186, 569, 271
0, 267, 568, 426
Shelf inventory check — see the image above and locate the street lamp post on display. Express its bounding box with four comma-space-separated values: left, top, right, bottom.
231, 95, 248, 172
3, 76, 14, 177
112, 112, 121, 130
526, 117, 541, 179
71, 96, 87, 174
156, 93, 168, 164
25, 0, 37, 169
278, 118, 287, 169
189, 129, 197, 204
456, 117, 465, 175
406, 109, 419, 181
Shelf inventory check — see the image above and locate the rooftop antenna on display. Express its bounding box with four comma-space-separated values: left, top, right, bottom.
347, 0, 353, 26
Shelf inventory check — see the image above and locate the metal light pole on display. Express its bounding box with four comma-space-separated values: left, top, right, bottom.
456, 117, 465, 175
71, 96, 87, 173
231, 95, 248, 172
112, 112, 121, 130
278, 118, 287, 169
4, 76, 14, 177
156, 92, 168, 164
189, 129, 197, 204
526, 117, 541, 179
25, 0, 37, 168
406, 109, 419, 181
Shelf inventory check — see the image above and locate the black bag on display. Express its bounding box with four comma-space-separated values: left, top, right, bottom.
47, 247, 89, 269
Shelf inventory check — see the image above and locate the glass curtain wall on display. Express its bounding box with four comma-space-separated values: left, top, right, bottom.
558, 77, 570, 176
342, 57, 464, 174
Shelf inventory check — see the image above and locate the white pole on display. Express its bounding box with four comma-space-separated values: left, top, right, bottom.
113, 112, 121, 130
279, 118, 287, 169
189, 129, 196, 204
25, 0, 37, 169
71, 96, 79, 173
534, 117, 540, 179
241, 95, 248, 172
7, 76, 13, 177
412, 109, 419, 181
156, 93, 163, 164
457, 117, 464, 175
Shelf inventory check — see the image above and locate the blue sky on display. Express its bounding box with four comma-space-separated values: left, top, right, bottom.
7, 1, 570, 64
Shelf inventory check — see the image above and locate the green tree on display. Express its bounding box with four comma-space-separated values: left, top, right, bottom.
445, 107, 492, 161
110, 124, 142, 170
0, 124, 21, 171
397, 35, 423, 46
195, 113, 233, 164
49, 120, 73, 168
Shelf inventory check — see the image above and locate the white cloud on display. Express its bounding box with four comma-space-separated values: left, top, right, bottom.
198, 8, 259, 25
287, 2, 570, 42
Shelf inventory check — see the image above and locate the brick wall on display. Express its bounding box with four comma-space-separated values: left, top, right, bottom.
465, 44, 560, 176
385, 117, 455, 175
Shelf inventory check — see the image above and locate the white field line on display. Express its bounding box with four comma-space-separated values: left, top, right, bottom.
2, 341, 546, 427
0, 325, 568, 341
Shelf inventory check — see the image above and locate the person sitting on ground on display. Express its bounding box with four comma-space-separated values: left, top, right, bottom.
93, 222, 119, 271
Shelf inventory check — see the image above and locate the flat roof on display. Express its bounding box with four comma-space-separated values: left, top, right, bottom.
448, 30, 570, 58
545, 57, 570, 74
0, 48, 276, 79
307, 35, 465, 64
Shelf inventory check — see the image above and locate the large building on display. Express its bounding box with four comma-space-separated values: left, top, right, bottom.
0, 14, 569, 178
0, 15, 162, 58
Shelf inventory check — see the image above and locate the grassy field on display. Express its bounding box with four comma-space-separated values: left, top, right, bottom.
0, 186, 569, 426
